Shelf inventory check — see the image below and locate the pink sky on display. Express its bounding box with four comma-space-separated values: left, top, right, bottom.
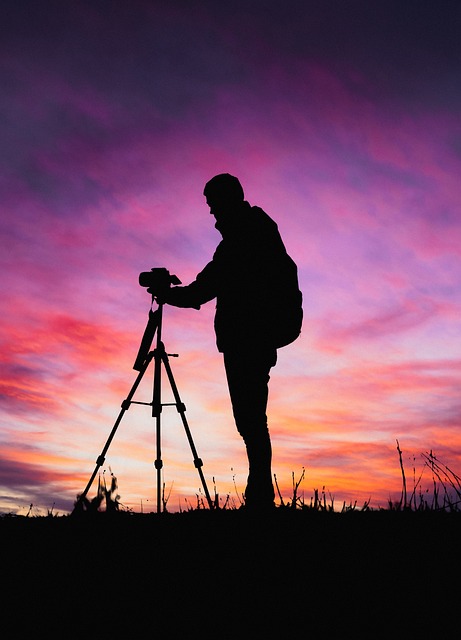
1, 1, 460, 513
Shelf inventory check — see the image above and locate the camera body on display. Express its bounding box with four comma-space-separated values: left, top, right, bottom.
139, 268, 181, 295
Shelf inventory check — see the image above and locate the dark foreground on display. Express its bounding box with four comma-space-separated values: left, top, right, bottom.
2, 508, 460, 638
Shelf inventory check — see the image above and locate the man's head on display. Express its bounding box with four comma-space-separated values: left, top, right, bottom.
203, 174, 244, 218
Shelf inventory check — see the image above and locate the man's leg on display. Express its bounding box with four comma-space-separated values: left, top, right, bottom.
223, 348, 277, 508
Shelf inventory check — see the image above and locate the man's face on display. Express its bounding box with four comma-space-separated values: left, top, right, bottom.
206, 196, 230, 221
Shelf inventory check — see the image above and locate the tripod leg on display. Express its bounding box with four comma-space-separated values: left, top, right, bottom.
161, 350, 214, 509
152, 346, 163, 513
73, 351, 155, 513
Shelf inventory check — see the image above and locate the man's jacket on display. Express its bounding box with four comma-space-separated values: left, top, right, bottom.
166, 202, 300, 352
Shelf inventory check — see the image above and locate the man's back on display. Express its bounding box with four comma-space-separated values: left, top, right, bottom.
211, 203, 289, 351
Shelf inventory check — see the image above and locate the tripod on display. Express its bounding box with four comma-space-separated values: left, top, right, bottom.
74, 302, 213, 513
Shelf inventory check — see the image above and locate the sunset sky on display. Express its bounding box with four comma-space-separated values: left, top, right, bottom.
1, 1, 460, 514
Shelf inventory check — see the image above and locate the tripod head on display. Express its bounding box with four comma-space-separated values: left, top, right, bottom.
134, 268, 181, 371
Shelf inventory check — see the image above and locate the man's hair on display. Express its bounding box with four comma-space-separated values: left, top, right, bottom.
203, 173, 244, 201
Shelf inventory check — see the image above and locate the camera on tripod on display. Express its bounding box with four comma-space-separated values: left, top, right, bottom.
73, 266, 213, 515
139, 268, 181, 296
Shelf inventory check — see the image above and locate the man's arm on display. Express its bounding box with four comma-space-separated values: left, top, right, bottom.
164, 260, 218, 310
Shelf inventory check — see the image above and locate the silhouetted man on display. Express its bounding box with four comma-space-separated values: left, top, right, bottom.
163, 174, 301, 510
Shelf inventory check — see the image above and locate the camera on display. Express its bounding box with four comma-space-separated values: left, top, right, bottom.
139, 268, 181, 295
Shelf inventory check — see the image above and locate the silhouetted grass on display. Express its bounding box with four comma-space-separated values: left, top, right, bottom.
12, 440, 461, 518
391, 440, 461, 511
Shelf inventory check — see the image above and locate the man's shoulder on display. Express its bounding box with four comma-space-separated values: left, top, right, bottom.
248, 204, 278, 232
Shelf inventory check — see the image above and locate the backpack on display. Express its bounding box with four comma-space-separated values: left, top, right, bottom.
270, 253, 303, 348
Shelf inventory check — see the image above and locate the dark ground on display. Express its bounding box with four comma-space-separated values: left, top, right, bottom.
2, 508, 460, 638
